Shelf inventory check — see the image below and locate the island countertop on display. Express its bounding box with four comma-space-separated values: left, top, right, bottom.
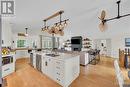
32, 51, 80, 61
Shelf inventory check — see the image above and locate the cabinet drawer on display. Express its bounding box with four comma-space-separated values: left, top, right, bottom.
55, 71, 64, 79
2, 64, 14, 77
55, 65, 64, 71
55, 61, 64, 66
56, 77, 64, 85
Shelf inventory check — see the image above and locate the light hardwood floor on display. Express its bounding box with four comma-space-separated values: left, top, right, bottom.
4, 56, 127, 87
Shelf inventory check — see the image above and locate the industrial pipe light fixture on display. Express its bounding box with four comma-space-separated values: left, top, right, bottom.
41, 10, 69, 36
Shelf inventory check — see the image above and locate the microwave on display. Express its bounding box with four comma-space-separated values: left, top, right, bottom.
2, 56, 13, 66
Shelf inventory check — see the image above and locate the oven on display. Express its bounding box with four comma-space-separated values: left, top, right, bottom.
2, 56, 13, 66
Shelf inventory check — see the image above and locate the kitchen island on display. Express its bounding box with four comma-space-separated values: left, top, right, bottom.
30, 52, 80, 87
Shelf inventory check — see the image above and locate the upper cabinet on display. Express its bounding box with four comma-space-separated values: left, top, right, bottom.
2, 18, 12, 47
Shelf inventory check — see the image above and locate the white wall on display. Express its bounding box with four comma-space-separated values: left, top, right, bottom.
111, 33, 130, 58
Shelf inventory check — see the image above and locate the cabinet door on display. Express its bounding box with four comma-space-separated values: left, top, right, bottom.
36, 54, 42, 72
42, 57, 47, 74
30, 53, 33, 66
47, 58, 54, 79
2, 19, 12, 47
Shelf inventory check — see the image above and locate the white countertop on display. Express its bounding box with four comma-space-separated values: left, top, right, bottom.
2, 54, 15, 57
32, 52, 80, 61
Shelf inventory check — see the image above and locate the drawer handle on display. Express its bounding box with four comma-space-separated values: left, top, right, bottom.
4, 68, 10, 71
45, 61, 48, 66
57, 72, 60, 75
56, 67, 60, 69
56, 62, 60, 64
57, 78, 61, 81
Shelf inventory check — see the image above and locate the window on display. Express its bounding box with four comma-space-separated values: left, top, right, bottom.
17, 40, 26, 47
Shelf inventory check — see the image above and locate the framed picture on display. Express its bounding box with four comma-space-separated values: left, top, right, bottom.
125, 38, 130, 47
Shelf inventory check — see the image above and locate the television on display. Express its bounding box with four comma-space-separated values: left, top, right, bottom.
71, 39, 81, 44
125, 38, 130, 47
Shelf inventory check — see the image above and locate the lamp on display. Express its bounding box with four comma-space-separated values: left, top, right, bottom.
42, 20, 49, 31
63, 20, 68, 28
25, 28, 28, 37
41, 10, 69, 36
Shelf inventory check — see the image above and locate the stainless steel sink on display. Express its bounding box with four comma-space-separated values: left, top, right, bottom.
46, 54, 59, 57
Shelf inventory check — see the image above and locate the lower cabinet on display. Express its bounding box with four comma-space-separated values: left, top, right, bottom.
2, 63, 15, 77
54, 60, 65, 85
32, 53, 80, 87
43, 56, 79, 87
30, 53, 33, 66
42, 57, 54, 79
36, 54, 42, 72
2, 55, 15, 77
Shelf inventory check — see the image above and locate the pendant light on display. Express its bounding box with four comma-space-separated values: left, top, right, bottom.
58, 11, 64, 30
63, 20, 68, 28
42, 10, 69, 36
25, 28, 28, 36
42, 20, 49, 31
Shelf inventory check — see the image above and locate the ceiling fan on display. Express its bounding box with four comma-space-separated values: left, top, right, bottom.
99, 0, 130, 31
18, 28, 29, 37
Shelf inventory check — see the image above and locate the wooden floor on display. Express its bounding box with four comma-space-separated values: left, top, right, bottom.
4, 56, 127, 87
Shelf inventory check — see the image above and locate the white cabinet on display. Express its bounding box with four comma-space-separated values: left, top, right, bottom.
47, 58, 55, 79
42, 56, 55, 80
2, 63, 15, 77
32, 53, 80, 87
2, 54, 15, 77
15, 50, 30, 59
42, 56, 47, 74
54, 60, 65, 85
31, 53, 36, 68
2, 18, 12, 47
80, 52, 89, 65
43, 55, 79, 87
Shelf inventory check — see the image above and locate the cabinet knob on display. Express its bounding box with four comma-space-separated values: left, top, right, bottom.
45, 61, 48, 66
57, 72, 60, 75
56, 78, 60, 81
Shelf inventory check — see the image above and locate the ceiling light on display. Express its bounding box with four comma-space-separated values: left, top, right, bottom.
42, 10, 69, 36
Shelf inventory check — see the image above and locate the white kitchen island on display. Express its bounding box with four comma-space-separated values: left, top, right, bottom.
30, 52, 80, 87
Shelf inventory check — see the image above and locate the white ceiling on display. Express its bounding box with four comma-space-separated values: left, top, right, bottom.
9, 0, 130, 39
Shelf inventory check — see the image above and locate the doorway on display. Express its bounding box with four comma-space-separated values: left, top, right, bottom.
94, 39, 111, 57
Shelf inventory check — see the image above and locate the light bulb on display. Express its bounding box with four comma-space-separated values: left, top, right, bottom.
54, 23, 59, 30
64, 21, 68, 27
46, 26, 50, 30
25, 34, 28, 37
58, 24, 64, 30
